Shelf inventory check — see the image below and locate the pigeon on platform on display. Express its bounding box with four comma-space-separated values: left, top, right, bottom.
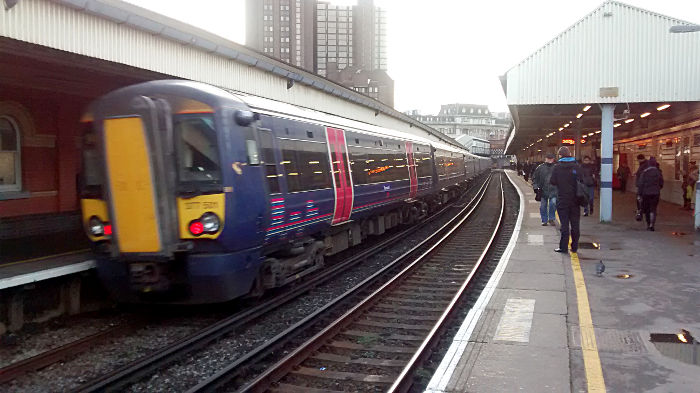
596, 260, 606, 277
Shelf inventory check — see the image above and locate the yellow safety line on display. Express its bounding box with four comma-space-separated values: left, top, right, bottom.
570, 249, 606, 392
1, 249, 90, 268
554, 209, 605, 392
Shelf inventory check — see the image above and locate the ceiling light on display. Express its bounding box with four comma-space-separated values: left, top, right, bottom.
582, 135, 588, 138
537, 138, 542, 142
559, 127, 564, 131
583, 105, 591, 112
657, 104, 670, 111
588, 132, 594, 136
595, 130, 601, 134
624, 119, 634, 123
564, 123, 570, 128
640, 112, 651, 118
614, 123, 621, 127
576, 113, 583, 118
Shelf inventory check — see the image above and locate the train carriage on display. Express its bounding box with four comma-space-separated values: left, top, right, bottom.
80, 80, 488, 303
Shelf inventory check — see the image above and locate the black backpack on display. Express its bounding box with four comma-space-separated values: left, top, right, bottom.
574, 168, 589, 207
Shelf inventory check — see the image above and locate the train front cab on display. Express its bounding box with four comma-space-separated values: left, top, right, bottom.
80, 81, 267, 303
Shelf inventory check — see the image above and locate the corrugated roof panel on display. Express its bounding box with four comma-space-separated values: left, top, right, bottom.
505, 1, 700, 105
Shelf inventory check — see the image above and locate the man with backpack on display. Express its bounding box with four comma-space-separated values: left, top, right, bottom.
532, 153, 557, 226
550, 146, 584, 253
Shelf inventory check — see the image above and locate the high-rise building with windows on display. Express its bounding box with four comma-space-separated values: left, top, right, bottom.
246, 0, 393, 106
245, 0, 316, 70
315, 1, 352, 77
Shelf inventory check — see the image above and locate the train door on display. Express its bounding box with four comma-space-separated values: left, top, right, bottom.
100, 96, 179, 257
405, 142, 418, 198
325, 127, 353, 225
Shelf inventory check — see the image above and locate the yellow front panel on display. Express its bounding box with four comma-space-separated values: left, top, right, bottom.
177, 193, 225, 239
104, 117, 161, 253
80, 198, 110, 242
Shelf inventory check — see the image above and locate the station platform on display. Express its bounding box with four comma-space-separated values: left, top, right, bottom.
0, 250, 94, 291
427, 170, 700, 392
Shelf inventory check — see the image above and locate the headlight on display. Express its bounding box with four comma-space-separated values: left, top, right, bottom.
88, 216, 104, 236
200, 212, 220, 233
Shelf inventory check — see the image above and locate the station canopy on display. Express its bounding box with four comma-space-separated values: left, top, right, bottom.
501, 0, 700, 154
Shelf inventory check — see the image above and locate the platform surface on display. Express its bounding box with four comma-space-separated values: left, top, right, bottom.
0, 250, 94, 290
427, 169, 700, 393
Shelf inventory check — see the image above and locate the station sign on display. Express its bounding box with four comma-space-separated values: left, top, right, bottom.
561, 138, 586, 145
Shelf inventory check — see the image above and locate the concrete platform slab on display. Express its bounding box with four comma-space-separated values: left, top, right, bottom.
505, 258, 565, 274
445, 343, 570, 393
487, 288, 567, 315
499, 272, 565, 292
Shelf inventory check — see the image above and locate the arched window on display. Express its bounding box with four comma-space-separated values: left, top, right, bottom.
0, 116, 21, 192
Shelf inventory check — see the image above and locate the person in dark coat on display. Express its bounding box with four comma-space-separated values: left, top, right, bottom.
616, 162, 631, 193
550, 146, 583, 253
580, 156, 597, 216
532, 153, 557, 226
634, 154, 648, 220
637, 156, 663, 231
523, 161, 531, 182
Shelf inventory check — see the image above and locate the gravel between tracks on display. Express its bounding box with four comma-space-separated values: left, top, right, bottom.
5, 176, 487, 392
0, 311, 126, 368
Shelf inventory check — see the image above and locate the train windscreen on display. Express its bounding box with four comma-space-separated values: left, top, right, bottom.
174, 113, 221, 193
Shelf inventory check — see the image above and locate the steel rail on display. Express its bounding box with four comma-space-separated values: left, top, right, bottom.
190, 174, 496, 393
76, 174, 491, 393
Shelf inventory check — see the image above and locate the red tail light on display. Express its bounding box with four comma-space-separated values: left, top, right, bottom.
189, 221, 204, 236
104, 224, 113, 236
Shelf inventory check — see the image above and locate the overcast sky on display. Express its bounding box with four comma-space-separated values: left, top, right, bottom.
127, 0, 698, 114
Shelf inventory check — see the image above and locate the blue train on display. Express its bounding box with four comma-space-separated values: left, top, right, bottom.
79, 80, 490, 303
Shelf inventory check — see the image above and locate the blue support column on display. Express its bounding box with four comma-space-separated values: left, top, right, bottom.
600, 104, 615, 222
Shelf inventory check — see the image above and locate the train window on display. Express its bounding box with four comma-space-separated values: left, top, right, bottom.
79, 127, 103, 197
279, 138, 332, 192
307, 131, 314, 138
349, 145, 368, 185
415, 152, 432, 178
241, 127, 260, 165
259, 129, 280, 194
174, 113, 221, 185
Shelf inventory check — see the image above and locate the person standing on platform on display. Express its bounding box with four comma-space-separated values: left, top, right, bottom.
617, 161, 631, 193
634, 154, 649, 221
550, 146, 583, 253
688, 163, 698, 210
532, 153, 557, 226
637, 157, 663, 231
682, 162, 698, 210
581, 156, 597, 216
523, 161, 531, 182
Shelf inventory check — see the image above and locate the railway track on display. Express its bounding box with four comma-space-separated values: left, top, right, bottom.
187, 172, 512, 392
51, 174, 490, 392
